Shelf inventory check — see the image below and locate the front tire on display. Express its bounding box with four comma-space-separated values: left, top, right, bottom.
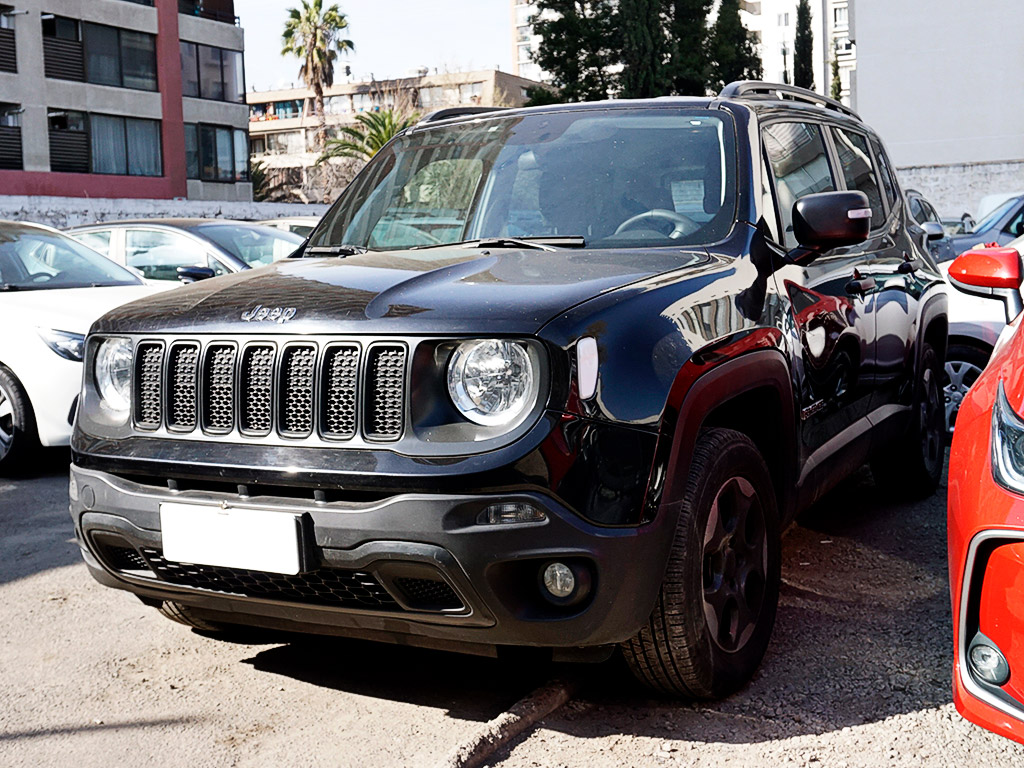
622, 428, 781, 698
0, 367, 40, 476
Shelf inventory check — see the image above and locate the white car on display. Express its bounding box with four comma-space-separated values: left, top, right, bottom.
0, 221, 160, 472
257, 216, 321, 238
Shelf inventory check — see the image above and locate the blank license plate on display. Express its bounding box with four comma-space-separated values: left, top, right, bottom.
160, 502, 302, 575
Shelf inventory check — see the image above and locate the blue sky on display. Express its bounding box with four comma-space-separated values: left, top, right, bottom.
239, 0, 515, 92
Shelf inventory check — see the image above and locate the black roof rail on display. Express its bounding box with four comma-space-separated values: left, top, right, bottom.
417, 106, 508, 125
719, 80, 860, 120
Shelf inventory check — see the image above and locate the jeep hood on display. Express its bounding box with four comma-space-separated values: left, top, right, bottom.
91, 246, 707, 335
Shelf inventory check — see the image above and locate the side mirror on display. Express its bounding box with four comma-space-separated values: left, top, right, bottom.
948, 246, 1024, 323
787, 191, 871, 265
176, 265, 217, 283
921, 221, 944, 241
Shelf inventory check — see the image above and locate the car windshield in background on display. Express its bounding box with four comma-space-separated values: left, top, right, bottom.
309, 108, 737, 252
971, 197, 1019, 234
195, 224, 303, 267
0, 226, 142, 290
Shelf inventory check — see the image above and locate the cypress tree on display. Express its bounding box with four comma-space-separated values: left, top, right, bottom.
830, 50, 842, 100
619, 0, 665, 98
707, 0, 762, 93
532, 0, 620, 103
664, 0, 713, 96
793, 0, 814, 90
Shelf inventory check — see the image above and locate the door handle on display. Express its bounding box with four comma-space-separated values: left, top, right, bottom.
845, 276, 876, 295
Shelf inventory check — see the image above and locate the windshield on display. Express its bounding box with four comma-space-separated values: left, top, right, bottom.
196, 224, 304, 267
971, 198, 1019, 234
309, 108, 737, 252
0, 225, 142, 290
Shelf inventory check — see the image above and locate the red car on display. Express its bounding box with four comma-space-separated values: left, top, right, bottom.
948, 244, 1024, 743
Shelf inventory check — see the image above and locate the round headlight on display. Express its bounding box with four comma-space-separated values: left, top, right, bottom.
94, 337, 133, 413
447, 340, 536, 426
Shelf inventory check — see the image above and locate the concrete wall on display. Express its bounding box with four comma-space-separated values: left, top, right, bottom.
897, 160, 1024, 220
0, 196, 329, 229
853, 0, 1024, 169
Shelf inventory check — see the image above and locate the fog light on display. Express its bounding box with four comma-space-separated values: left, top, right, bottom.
542, 562, 576, 598
480, 502, 546, 525
969, 634, 1010, 686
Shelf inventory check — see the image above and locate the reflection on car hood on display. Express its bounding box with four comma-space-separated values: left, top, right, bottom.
0, 285, 163, 336
91, 247, 709, 335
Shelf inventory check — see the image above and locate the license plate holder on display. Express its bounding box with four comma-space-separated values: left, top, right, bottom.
160, 502, 304, 575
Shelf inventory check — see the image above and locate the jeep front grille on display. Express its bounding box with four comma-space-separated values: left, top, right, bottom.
131, 339, 407, 443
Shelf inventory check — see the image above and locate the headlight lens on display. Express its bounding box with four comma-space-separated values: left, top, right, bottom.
447, 339, 535, 426
94, 337, 133, 413
37, 328, 85, 361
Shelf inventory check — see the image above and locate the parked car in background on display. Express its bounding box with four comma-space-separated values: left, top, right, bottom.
946, 194, 1024, 259
0, 221, 159, 473
257, 216, 321, 239
71, 83, 947, 699
904, 190, 1009, 434
946, 244, 1024, 745
67, 220, 303, 283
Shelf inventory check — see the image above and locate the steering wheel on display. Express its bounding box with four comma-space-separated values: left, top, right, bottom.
614, 209, 699, 239
30, 273, 55, 283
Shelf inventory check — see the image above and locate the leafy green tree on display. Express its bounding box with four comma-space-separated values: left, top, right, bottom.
707, 0, 762, 94
282, 0, 354, 151
618, 0, 665, 98
524, 85, 564, 106
793, 0, 814, 90
531, 0, 620, 102
317, 109, 418, 164
664, 0, 713, 96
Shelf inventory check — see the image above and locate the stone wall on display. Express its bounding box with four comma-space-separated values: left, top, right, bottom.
896, 161, 1024, 220
0, 196, 330, 230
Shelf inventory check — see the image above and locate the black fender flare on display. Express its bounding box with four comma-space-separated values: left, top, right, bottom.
650, 344, 798, 526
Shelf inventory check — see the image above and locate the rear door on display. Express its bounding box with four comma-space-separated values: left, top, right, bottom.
762, 119, 876, 472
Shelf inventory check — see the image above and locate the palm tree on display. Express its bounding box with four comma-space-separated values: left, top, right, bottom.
317, 110, 418, 164
281, 0, 354, 151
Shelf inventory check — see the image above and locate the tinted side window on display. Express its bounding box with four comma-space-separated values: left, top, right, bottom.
75, 230, 112, 256
870, 137, 899, 211
831, 127, 884, 229
908, 197, 926, 225
1004, 205, 1024, 238
763, 122, 836, 249
125, 229, 208, 281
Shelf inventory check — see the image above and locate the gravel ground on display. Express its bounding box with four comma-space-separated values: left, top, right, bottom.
3, 449, 1024, 767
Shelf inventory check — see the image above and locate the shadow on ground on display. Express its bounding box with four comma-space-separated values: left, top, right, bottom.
0, 448, 79, 585
238, 456, 955, 745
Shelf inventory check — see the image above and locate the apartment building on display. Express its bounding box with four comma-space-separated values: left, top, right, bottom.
249, 68, 542, 164
0, 0, 250, 201
510, 1, 547, 83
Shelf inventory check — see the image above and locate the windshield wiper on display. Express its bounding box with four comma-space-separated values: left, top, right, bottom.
303, 244, 369, 257
411, 236, 587, 252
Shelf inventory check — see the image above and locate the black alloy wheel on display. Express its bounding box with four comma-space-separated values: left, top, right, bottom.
623, 428, 780, 699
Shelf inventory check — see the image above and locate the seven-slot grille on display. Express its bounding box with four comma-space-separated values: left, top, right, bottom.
132, 339, 407, 442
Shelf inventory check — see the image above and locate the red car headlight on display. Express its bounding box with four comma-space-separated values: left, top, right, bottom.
992, 381, 1024, 494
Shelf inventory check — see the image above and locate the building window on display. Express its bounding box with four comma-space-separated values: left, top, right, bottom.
188, 122, 248, 181
777, 12, 789, 25
44, 17, 156, 90
181, 41, 245, 102
0, 5, 15, 74
48, 109, 161, 176
834, 6, 848, 27
121, 0, 155, 5
0, 101, 22, 170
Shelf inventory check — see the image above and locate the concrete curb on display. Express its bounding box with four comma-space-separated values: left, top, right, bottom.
438, 679, 576, 768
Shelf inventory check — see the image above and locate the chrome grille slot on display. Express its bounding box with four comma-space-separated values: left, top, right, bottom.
365, 344, 407, 441
167, 343, 199, 431
129, 337, 408, 445
321, 344, 359, 439
133, 342, 164, 429
279, 344, 316, 436
202, 344, 236, 433
240, 344, 275, 435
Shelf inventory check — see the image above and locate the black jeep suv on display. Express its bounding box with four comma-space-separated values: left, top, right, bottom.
71, 82, 947, 698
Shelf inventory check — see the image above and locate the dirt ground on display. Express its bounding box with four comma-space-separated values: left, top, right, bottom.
2, 449, 1023, 767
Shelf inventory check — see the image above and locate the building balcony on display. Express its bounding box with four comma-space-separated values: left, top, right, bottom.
178, 0, 238, 26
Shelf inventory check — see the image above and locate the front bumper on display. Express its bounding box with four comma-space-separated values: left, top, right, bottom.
70, 464, 678, 653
